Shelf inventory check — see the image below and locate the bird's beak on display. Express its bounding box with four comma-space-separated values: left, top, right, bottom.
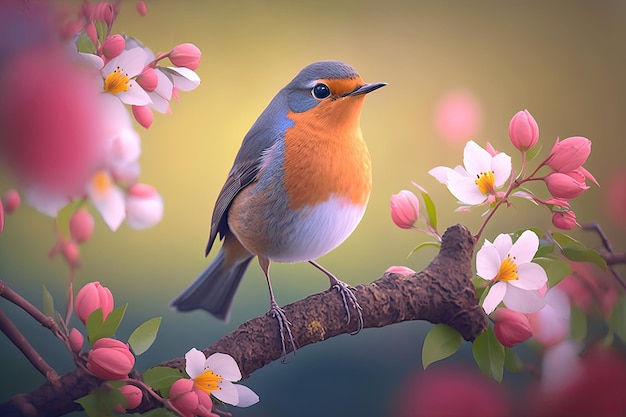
343, 82, 387, 97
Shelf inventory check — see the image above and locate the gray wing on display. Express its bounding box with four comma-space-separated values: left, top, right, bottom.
205, 91, 289, 256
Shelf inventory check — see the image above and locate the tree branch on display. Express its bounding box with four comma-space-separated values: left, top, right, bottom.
0, 224, 487, 417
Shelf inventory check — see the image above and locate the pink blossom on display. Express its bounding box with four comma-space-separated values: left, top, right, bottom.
390, 190, 420, 229
385, 265, 416, 275
75, 282, 114, 324
125, 184, 164, 229
509, 109, 539, 151
527, 288, 570, 347
136, 1, 148, 16
101, 34, 125, 60
546, 136, 592, 173
557, 262, 618, 317
491, 308, 533, 347
544, 172, 589, 199
69, 209, 95, 243
87, 338, 135, 380
60, 241, 80, 268
132, 105, 153, 129
2, 189, 20, 214
0, 46, 107, 216
551, 210, 578, 230
169, 379, 218, 417
169, 43, 202, 70
92, 2, 117, 28
69, 328, 84, 353
433, 90, 482, 144
114, 384, 143, 413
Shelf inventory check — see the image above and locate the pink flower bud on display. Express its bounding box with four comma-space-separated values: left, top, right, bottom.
169, 43, 201, 70
2, 189, 20, 214
136, 1, 148, 16
132, 105, 153, 129
69, 209, 95, 243
485, 142, 500, 156
136, 67, 158, 92
87, 337, 135, 380
93, 2, 116, 27
492, 308, 533, 348
75, 281, 114, 324
546, 136, 592, 173
385, 265, 416, 275
509, 109, 539, 151
552, 210, 578, 230
126, 184, 163, 229
69, 328, 84, 353
84, 21, 98, 47
61, 240, 80, 268
390, 190, 420, 229
545, 172, 590, 200
114, 384, 143, 412
169, 379, 216, 417
101, 34, 125, 60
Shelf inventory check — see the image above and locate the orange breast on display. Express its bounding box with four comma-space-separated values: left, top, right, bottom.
283, 95, 372, 210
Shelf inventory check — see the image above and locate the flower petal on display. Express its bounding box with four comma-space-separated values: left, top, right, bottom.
502, 285, 545, 313
213, 380, 239, 405
511, 262, 547, 290
447, 174, 486, 205
233, 384, 259, 407
428, 166, 454, 184
117, 80, 152, 105
185, 348, 207, 379
104, 47, 147, 78
88, 176, 125, 231
483, 281, 507, 314
476, 241, 501, 280
491, 152, 512, 187
165, 66, 201, 91
463, 140, 492, 177
205, 353, 242, 382
492, 233, 513, 261
509, 230, 539, 265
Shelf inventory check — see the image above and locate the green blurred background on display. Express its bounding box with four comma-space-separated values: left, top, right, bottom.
1, 0, 626, 416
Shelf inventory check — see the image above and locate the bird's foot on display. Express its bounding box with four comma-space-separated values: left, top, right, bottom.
269, 301, 297, 362
330, 277, 363, 335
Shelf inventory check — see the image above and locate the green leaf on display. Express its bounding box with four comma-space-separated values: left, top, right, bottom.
570, 306, 587, 342
524, 142, 543, 162
551, 231, 580, 247
408, 241, 441, 257
561, 244, 607, 271
86, 304, 128, 344
129, 317, 162, 355
420, 190, 438, 231
42, 285, 55, 319
504, 347, 524, 373
140, 408, 179, 417
472, 326, 505, 382
543, 257, 572, 287
76, 32, 96, 54
76, 386, 125, 417
535, 239, 555, 258
143, 366, 185, 398
610, 296, 626, 344
422, 324, 462, 369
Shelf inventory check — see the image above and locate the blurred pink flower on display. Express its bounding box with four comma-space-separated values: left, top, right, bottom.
87, 337, 135, 380
132, 105, 154, 129
136, 1, 148, 17
434, 90, 482, 144
527, 287, 570, 347
75, 281, 114, 324
557, 262, 618, 318
70, 209, 95, 243
2, 189, 20, 214
394, 365, 511, 417
509, 109, 539, 152
125, 183, 164, 229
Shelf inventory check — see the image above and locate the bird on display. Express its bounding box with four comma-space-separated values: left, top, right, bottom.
170, 60, 386, 354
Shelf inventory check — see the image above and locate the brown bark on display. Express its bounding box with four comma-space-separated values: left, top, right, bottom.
0, 224, 487, 417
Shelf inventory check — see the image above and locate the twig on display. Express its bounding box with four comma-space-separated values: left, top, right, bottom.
582, 223, 626, 290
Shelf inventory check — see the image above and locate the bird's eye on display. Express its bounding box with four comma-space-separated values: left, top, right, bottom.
312, 83, 331, 99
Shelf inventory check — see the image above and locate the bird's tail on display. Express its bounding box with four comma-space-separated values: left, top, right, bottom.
169, 248, 253, 322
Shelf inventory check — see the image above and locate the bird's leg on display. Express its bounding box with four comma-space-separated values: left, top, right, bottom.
308, 260, 363, 334
258, 256, 296, 360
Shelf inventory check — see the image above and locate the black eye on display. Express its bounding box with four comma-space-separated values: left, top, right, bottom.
312, 83, 331, 99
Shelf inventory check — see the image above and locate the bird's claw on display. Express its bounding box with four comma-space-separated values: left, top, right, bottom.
332, 280, 363, 335
269, 302, 297, 362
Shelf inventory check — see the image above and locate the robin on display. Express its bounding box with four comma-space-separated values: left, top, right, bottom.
170, 60, 386, 354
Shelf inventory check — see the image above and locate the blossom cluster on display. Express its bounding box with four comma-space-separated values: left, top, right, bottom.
0, 1, 201, 267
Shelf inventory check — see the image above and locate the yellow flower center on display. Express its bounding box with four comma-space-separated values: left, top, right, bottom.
475, 170, 496, 195
193, 369, 223, 394
494, 255, 519, 282
104, 67, 131, 94
91, 170, 111, 194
